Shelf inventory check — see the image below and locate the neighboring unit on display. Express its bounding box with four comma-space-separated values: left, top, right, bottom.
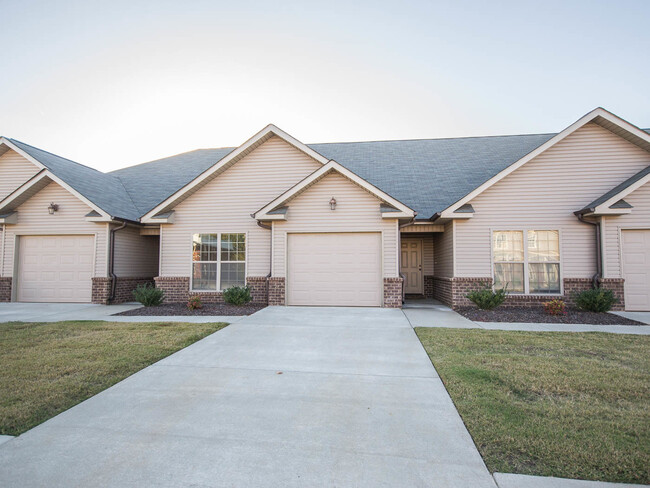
1, 107, 648, 310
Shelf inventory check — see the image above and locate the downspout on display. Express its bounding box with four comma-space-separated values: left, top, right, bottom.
108, 221, 128, 303
398, 214, 417, 303
575, 213, 601, 289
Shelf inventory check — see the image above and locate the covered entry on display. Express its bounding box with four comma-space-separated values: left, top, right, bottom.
287, 232, 382, 306
17, 235, 94, 303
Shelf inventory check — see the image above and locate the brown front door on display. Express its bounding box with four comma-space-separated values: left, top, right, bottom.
401, 239, 423, 294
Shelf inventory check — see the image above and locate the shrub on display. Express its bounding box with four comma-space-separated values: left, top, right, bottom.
132, 283, 164, 307
222, 286, 251, 306
543, 299, 567, 316
574, 288, 617, 313
187, 295, 203, 311
466, 286, 508, 310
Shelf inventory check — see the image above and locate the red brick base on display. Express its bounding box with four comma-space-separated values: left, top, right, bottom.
247, 276, 269, 304
424, 275, 434, 299
91, 277, 112, 304
435, 276, 626, 310
383, 277, 403, 308
268, 277, 285, 306
0, 277, 12, 302
92, 277, 155, 304
154, 276, 271, 305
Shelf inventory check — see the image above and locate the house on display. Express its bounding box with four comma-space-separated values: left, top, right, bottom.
0, 107, 648, 311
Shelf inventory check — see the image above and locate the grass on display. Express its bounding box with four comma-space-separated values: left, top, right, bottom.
415, 328, 650, 484
0, 320, 228, 436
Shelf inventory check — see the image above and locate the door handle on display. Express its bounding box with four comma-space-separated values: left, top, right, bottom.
418, 265, 422, 271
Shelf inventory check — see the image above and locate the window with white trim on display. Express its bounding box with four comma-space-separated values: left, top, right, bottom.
192, 233, 246, 291
493, 230, 560, 294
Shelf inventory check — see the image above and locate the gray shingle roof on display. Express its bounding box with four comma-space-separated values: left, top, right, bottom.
579, 165, 650, 213
7, 138, 142, 221
109, 148, 234, 215
309, 133, 556, 218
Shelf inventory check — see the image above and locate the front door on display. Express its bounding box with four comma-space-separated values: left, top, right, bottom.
401, 239, 423, 294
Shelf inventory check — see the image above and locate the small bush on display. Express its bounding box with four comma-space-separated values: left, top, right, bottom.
187, 295, 203, 311
574, 288, 617, 313
132, 283, 164, 307
543, 299, 567, 316
466, 286, 508, 310
222, 286, 251, 306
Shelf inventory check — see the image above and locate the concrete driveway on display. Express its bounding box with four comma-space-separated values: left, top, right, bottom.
0, 306, 496, 488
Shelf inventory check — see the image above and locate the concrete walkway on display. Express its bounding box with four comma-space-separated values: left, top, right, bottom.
403, 300, 650, 335
0, 306, 496, 488
493, 472, 646, 488
0, 302, 246, 324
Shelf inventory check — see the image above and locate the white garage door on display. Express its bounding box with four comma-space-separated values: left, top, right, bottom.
18, 235, 94, 303
287, 233, 382, 307
622, 230, 650, 311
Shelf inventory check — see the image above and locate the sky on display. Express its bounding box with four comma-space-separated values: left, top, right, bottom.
1, 0, 649, 172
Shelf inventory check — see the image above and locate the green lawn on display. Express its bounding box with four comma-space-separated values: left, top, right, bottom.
415, 328, 650, 484
0, 321, 227, 436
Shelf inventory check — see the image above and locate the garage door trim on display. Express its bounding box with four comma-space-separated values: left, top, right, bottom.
286, 231, 384, 307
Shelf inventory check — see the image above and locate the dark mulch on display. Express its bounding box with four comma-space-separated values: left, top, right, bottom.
457, 306, 644, 325
115, 303, 266, 316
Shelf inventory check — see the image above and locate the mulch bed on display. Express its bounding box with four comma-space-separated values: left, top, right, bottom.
115, 303, 266, 316
457, 306, 644, 325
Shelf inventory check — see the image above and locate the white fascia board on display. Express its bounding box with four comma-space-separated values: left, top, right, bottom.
141, 124, 330, 222
592, 173, 650, 214
438, 107, 650, 217
254, 160, 416, 220
0, 138, 47, 171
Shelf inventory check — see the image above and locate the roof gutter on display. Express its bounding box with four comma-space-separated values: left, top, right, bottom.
108, 220, 128, 303
574, 212, 602, 289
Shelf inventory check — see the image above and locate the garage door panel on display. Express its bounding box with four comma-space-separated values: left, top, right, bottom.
622, 230, 650, 311
18, 235, 94, 303
287, 233, 382, 307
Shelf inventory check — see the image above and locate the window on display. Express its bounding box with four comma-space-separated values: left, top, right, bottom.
493, 230, 560, 294
192, 233, 246, 291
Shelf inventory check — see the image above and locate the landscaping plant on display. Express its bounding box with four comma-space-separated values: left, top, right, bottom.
222, 285, 252, 305
466, 285, 508, 310
543, 299, 567, 316
132, 283, 165, 307
187, 295, 203, 311
574, 288, 617, 313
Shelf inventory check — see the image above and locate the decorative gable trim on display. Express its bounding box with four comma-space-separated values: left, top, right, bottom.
254, 160, 415, 221
141, 124, 330, 223
438, 107, 650, 220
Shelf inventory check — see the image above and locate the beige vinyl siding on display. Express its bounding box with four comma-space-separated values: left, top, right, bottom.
113, 224, 159, 277
604, 181, 650, 278
160, 136, 322, 277
0, 149, 41, 201
433, 221, 454, 277
1, 182, 108, 278
272, 172, 399, 278
455, 123, 650, 278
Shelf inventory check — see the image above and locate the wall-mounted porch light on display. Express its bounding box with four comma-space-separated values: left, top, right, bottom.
48, 202, 59, 215
329, 197, 337, 210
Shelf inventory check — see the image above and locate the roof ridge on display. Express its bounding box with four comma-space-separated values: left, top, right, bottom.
8, 138, 107, 174
307, 132, 558, 146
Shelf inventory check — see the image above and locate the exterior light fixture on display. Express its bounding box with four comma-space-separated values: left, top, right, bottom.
329, 197, 337, 210
48, 202, 59, 215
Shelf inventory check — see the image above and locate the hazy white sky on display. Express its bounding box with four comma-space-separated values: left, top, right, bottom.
1, 0, 649, 172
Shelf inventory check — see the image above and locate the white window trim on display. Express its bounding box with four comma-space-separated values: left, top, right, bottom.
490, 228, 564, 296
189, 232, 248, 292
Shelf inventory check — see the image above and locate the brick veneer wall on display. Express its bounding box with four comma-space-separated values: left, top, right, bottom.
112, 278, 155, 304
268, 277, 285, 306
0, 277, 12, 302
247, 276, 269, 304
431, 277, 453, 305
154, 277, 190, 303
446, 277, 626, 310
383, 277, 403, 308
424, 275, 434, 299
91, 277, 112, 304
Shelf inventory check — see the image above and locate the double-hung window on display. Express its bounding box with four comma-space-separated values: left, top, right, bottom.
493, 230, 561, 294
192, 233, 246, 291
